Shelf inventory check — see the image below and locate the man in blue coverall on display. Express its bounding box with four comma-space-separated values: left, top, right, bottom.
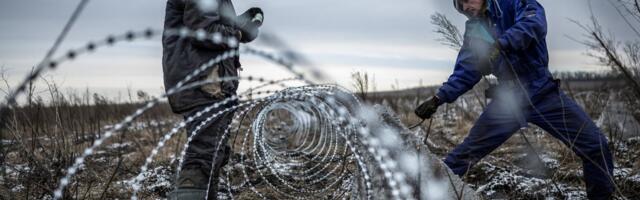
414, 0, 615, 199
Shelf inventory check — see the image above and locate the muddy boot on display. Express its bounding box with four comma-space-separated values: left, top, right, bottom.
169, 168, 212, 200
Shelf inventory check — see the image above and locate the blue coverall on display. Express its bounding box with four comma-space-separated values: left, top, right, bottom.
436, 0, 614, 199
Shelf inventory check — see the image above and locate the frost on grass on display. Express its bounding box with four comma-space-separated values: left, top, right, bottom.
134, 166, 174, 197
475, 163, 587, 199
477, 169, 545, 197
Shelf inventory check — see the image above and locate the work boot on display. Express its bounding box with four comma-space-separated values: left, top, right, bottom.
169, 168, 211, 200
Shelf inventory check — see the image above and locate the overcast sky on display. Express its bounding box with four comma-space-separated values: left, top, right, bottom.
0, 0, 635, 100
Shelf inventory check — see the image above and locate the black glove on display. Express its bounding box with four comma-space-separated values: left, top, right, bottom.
237, 7, 263, 43
414, 96, 443, 120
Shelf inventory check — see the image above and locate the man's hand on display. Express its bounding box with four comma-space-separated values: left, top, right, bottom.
414, 96, 443, 120
237, 7, 263, 43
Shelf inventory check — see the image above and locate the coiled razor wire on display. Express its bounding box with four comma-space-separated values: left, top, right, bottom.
0, 23, 445, 199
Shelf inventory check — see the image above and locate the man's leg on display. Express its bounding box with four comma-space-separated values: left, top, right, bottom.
529, 91, 614, 200
444, 99, 522, 176
173, 104, 235, 200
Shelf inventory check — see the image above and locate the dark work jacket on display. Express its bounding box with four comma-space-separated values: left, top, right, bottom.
163, 0, 241, 114
437, 0, 556, 104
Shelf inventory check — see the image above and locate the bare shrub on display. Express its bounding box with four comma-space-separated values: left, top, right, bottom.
351, 71, 371, 101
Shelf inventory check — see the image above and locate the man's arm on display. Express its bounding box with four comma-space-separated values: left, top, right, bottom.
436, 39, 483, 103
183, 0, 240, 50
497, 0, 547, 51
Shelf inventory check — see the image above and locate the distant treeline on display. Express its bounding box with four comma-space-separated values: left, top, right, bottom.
552, 71, 623, 81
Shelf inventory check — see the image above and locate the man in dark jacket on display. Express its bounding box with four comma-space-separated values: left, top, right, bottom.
415, 0, 614, 199
162, 0, 263, 199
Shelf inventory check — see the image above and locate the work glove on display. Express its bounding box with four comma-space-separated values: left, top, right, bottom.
237, 7, 264, 43
414, 96, 443, 120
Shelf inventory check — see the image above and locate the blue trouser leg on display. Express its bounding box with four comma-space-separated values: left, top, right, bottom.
444, 88, 614, 199
444, 97, 522, 175
529, 91, 614, 200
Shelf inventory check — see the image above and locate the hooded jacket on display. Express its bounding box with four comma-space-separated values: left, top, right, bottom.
163, 0, 242, 114
437, 0, 555, 103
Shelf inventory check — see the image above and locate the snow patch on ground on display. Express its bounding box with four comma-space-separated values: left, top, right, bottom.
103, 119, 175, 132
539, 154, 560, 169
11, 184, 24, 192
477, 170, 546, 196
614, 168, 640, 184
134, 165, 174, 197
627, 136, 640, 144
107, 142, 132, 149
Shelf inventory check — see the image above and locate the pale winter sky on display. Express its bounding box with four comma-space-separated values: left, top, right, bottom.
0, 0, 635, 101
